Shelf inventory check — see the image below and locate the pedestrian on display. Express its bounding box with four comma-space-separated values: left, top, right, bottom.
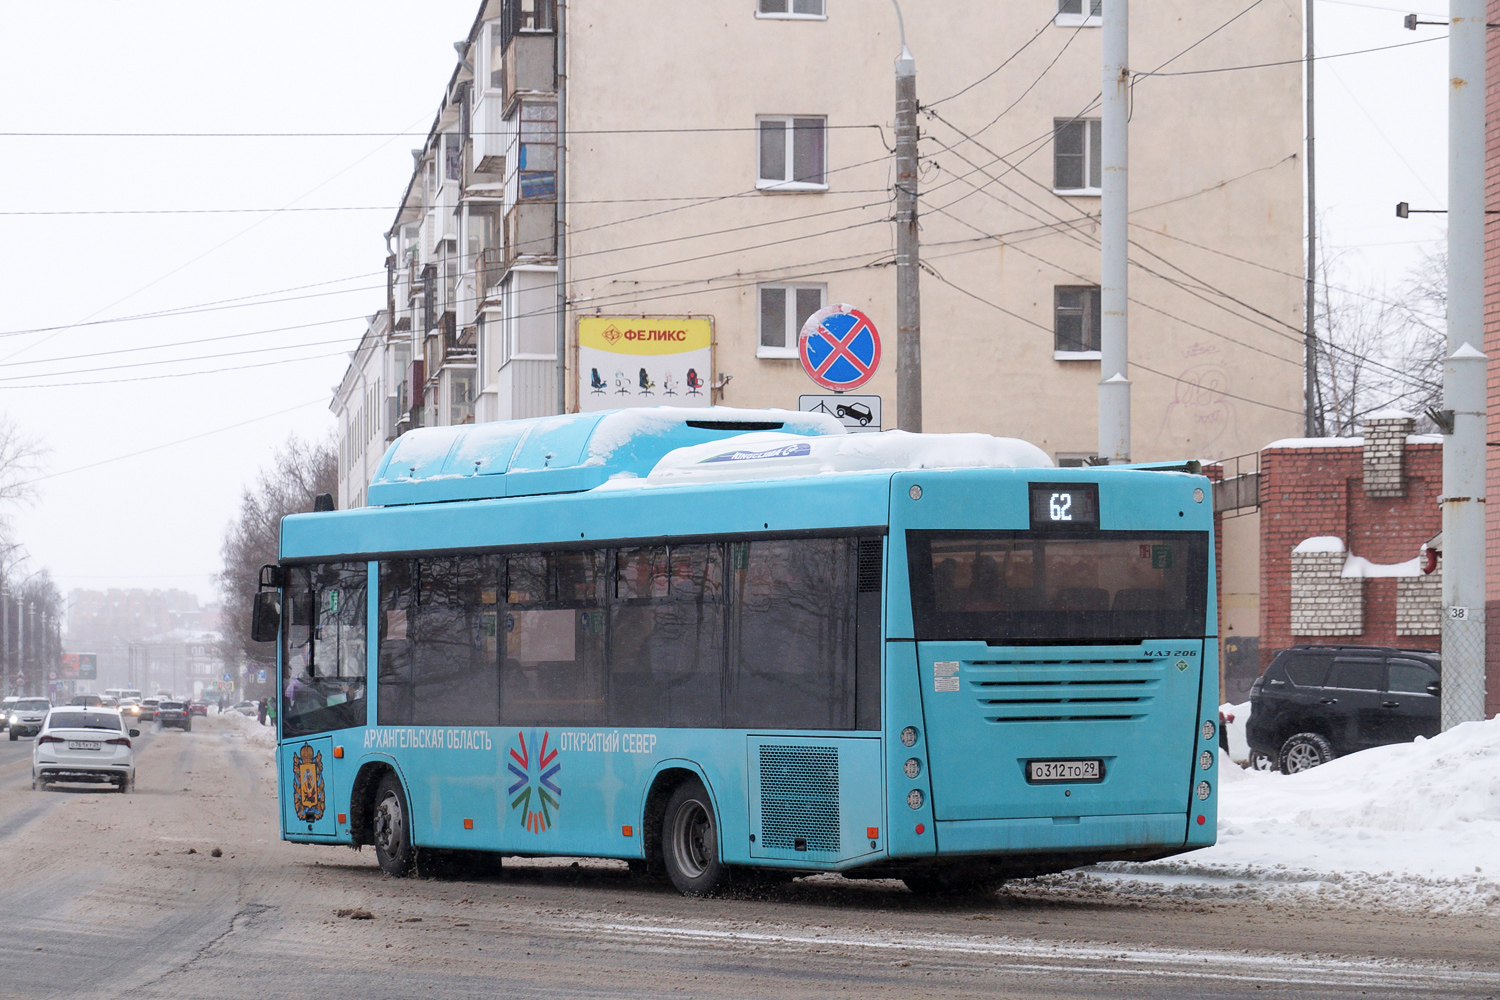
256, 698, 267, 726
267, 696, 277, 729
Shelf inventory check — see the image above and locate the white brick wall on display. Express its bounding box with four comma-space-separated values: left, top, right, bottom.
1291, 550, 1364, 635
1397, 566, 1442, 636
1362, 415, 1414, 497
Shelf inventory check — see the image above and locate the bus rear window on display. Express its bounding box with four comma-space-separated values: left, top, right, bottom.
907, 530, 1209, 643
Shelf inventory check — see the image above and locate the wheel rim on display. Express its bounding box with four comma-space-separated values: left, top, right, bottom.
374, 791, 404, 857
1284, 742, 1322, 772
670, 798, 713, 880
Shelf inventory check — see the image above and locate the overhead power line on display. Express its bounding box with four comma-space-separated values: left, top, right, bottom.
1136, 36, 1444, 77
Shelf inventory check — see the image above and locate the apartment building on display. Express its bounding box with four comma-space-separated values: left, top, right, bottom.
336, 0, 1305, 499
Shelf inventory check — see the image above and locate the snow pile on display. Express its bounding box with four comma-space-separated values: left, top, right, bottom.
1087, 716, 1500, 913
647, 430, 1052, 483
1292, 536, 1345, 554
586, 407, 843, 465
1341, 554, 1422, 578
214, 707, 277, 752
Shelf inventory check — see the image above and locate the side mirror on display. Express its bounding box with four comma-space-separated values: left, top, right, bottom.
1427, 681, 1441, 695
129, 729, 141, 738
251, 591, 282, 643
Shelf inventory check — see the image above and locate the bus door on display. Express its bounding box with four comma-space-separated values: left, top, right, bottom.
281, 736, 339, 838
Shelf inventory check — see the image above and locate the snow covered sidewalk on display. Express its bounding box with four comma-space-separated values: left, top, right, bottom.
1078, 715, 1500, 913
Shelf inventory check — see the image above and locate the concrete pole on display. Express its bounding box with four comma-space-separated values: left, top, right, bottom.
1098, 0, 1130, 462
1441, 0, 1489, 729
893, 1, 922, 432
1304, 0, 1319, 437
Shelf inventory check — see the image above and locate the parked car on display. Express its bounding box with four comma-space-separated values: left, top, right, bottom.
7, 699, 53, 740
32, 708, 138, 792
0, 696, 18, 731
136, 698, 161, 722
231, 701, 258, 717
1247, 644, 1440, 773
69, 694, 103, 708
188, 700, 209, 717
155, 701, 191, 732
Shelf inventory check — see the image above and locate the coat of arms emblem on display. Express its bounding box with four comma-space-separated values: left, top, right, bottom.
291, 744, 325, 822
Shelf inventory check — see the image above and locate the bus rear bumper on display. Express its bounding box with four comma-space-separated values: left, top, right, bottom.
934, 812, 1189, 859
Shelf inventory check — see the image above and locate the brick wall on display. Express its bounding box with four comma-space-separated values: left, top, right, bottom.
1289, 546, 1363, 634
1259, 439, 1442, 669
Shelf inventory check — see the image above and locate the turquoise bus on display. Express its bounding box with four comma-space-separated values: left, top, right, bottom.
254, 407, 1219, 895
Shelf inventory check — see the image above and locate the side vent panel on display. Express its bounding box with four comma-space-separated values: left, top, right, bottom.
758, 745, 840, 853
857, 536, 883, 593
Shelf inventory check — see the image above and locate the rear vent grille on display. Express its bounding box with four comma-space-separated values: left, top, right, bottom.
967, 656, 1161, 723
759, 745, 840, 852
857, 537, 883, 593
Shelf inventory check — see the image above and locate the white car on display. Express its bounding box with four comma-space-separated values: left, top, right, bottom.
8, 698, 52, 740
32, 708, 138, 792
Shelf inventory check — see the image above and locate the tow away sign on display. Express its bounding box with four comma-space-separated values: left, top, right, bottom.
799, 394, 881, 433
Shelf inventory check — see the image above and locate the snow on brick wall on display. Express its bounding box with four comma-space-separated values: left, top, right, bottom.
1397, 568, 1443, 637
1362, 415, 1413, 497
1291, 548, 1364, 636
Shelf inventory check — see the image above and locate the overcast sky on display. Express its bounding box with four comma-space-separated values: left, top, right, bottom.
0, 0, 1453, 610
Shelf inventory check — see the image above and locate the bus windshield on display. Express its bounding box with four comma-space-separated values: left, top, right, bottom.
907, 529, 1209, 643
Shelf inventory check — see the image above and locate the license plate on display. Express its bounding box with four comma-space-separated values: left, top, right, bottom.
1027, 759, 1103, 783
68, 741, 101, 751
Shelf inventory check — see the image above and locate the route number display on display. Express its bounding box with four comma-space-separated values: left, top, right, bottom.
1029, 483, 1099, 530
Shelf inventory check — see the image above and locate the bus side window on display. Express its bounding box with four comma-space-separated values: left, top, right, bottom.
609, 544, 724, 729
411, 556, 501, 728
378, 560, 416, 726
727, 538, 856, 730
501, 551, 606, 727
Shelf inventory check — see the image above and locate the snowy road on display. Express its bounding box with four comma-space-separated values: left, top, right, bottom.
0, 716, 1496, 1000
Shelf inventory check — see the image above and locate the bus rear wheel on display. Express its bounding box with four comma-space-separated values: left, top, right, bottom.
372, 774, 415, 877
662, 778, 726, 896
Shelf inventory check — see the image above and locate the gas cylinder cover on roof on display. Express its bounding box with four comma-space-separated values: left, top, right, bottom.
365, 406, 844, 505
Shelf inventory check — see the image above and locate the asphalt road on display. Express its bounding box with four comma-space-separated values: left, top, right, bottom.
0, 717, 1496, 1000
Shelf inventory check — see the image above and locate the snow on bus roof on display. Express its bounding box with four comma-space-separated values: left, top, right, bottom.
644, 430, 1053, 484
583, 406, 839, 466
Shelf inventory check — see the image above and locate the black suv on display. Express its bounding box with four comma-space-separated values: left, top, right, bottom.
1247, 645, 1440, 773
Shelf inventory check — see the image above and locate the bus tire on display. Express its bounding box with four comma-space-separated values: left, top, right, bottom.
662, 777, 726, 896
372, 773, 415, 877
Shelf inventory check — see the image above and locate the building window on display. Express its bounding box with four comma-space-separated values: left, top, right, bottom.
488, 22, 505, 89
758, 116, 827, 190
1054, 285, 1101, 357
1053, 117, 1102, 193
517, 102, 558, 201
1056, 0, 1102, 26
759, 283, 825, 357
757, 0, 826, 18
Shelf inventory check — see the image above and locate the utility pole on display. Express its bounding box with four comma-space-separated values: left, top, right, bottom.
1304, 0, 1319, 436
892, 0, 922, 432
1098, 0, 1130, 462
1442, 0, 1489, 729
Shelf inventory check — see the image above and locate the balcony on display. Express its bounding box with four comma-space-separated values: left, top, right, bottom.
506, 201, 557, 264
505, 33, 556, 101
478, 247, 507, 300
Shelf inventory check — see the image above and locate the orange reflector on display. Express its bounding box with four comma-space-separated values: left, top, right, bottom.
337, 813, 347, 824
1196, 814, 1206, 826
463, 818, 474, 830
622, 825, 633, 837
332, 746, 344, 759
915, 823, 925, 835
866, 826, 879, 839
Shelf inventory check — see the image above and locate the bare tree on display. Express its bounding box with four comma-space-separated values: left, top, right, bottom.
0, 415, 44, 585
1314, 245, 1446, 436
214, 435, 337, 695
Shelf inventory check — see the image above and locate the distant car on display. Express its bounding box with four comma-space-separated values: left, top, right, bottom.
119, 698, 143, 722
99, 696, 119, 708
33, 708, 138, 792
1247, 644, 1441, 773
69, 694, 103, 708
137, 698, 161, 722
835, 402, 873, 426
7, 699, 53, 740
0, 696, 18, 731
155, 701, 192, 732
232, 701, 259, 717
188, 700, 209, 717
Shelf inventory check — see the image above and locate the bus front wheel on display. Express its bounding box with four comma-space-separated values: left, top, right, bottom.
662, 778, 726, 896
372, 773, 415, 877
